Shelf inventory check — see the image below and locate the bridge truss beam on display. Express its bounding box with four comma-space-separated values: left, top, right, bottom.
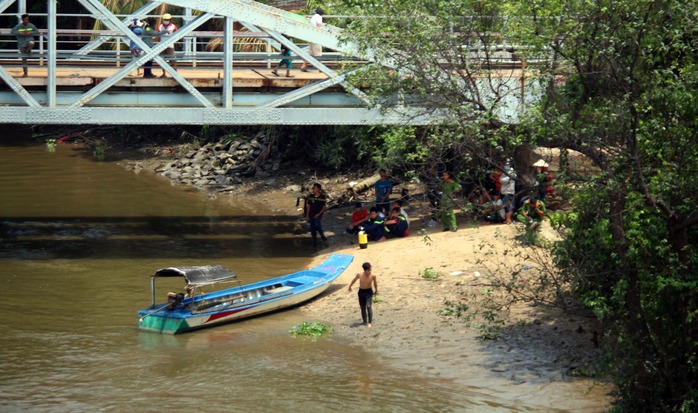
0, 0, 528, 125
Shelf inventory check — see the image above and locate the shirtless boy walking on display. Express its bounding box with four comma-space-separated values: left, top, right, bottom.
348, 262, 378, 328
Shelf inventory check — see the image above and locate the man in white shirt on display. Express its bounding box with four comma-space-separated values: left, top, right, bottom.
300, 8, 324, 72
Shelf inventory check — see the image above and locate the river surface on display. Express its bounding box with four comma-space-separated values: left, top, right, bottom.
0, 141, 539, 412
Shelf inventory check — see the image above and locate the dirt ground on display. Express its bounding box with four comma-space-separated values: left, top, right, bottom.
294, 196, 611, 411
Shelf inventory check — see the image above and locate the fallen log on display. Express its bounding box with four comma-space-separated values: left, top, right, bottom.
347, 174, 380, 195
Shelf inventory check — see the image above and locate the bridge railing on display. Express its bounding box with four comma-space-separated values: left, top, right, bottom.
0, 27, 350, 70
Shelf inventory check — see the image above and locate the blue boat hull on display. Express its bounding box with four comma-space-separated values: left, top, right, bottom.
138, 254, 353, 334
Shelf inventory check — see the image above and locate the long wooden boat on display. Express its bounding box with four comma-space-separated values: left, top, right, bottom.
138, 254, 353, 334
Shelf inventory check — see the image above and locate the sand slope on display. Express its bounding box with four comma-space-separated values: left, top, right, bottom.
301, 205, 611, 412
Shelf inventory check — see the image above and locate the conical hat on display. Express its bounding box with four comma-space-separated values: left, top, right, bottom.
532, 159, 549, 167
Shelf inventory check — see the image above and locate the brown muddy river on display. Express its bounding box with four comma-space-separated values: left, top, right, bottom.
0, 140, 534, 412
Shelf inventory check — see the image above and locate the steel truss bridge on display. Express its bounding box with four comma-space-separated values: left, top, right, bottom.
0, 0, 529, 125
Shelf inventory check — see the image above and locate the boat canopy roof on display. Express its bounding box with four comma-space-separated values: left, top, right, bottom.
154, 265, 237, 287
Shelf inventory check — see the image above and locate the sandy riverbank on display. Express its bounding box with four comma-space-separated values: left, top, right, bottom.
120, 152, 611, 411
295, 199, 611, 411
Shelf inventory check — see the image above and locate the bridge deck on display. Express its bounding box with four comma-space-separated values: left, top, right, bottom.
1, 66, 329, 89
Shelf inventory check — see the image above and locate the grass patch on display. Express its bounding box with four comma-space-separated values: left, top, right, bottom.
421, 267, 440, 280
289, 321, 333, 338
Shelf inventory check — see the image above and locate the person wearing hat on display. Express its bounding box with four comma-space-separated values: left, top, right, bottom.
533, 159, 551, 201
129, 18, 157, 78
157, 12, 178, 77
300, 8, 324, 72
345, 202, 369, 235
499, 159, 517, 224
348, 262, 378, 328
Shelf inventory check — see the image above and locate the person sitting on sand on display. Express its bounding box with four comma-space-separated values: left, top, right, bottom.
482, 192, 506, 225
345, 202, 369, 235
517, 196, 546, 244
348, 262, 378, 328
391, 199, 410, 227
362, 207, 387, 242
517, 196, 546, 227
384, 207, 409, 238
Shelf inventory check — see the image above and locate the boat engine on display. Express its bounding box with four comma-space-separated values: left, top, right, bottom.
166, 292, 185, 310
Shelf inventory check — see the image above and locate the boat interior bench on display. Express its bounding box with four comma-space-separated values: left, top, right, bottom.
194, 293, 245, 312
264, 285, 293, 295
286, 274, 323, 286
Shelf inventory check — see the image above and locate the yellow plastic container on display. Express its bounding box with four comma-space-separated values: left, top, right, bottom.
358, 231, 368, 249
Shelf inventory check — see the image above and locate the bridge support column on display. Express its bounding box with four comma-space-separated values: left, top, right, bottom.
223, 17, 234, 108
47, 0, 56, 107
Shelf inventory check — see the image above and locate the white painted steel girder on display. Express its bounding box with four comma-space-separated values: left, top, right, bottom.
0, 0, 16, 15
47, 0, 56, 107
0, 90, 365, 107
0, 65, 40, 108
162, 0, 362, 56
74, 2, 163, 56
0, 107, 441, 125
74, 0, 215, 108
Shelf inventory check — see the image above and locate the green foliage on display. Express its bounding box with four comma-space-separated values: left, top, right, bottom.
45, 138, 56, 152
92, 144, 105, 161
420, 267, 439, 280
475, 312, 504, 340
439, 290, 504, 340
221, 132, 238, 144
198, 125, 210, 145
315, 137, 348, 169
289, 321, 333, 338
417, 228, 432, 246
332, 0, 698, 406
439, 299, 473, 322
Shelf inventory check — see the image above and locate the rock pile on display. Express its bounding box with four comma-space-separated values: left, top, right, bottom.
154, 134, 283, 191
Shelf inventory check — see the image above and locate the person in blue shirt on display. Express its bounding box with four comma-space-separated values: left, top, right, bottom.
374, 169, 393, 215
362, 207, 386, 242
129, 18, 156, 78
384, 207, 409, 238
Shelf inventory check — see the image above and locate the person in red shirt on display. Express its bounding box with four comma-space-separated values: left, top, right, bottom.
345, 202, 369, 235
490, 165, 502, 194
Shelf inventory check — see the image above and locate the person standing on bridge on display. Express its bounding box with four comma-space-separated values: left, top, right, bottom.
129, 19, 155, 79
271, 43, 294, 78
300, 8, 324, 73
157, 13, 179, 78
11, 14, 39, 77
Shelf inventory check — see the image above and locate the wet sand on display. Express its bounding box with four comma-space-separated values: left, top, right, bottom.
125, 159, 611, 411
298, 201, 611, 412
